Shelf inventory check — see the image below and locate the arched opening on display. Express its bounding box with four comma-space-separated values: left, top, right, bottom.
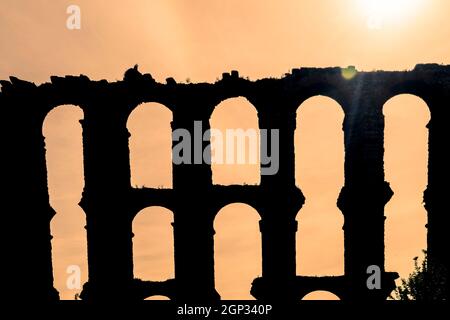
127, 102, 172, 188
43, 105, 87, 300
295, 96, 345, 276
302, 291, 341, 300
383, 94, 430, 283
132, 207, 174, 282
146, 295, 171, 300
214, 203, 261, 299
210, 97, 260, 185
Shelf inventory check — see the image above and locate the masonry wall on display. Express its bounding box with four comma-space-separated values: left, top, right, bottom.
2, 64, 449, 301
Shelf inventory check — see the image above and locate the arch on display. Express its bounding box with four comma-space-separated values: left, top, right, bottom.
385, 80, 432, 109
293, 83, 347, 114
214, 203, 261, 299
383, 94, 430, 282
295, 95, 345, 276
301, 290, 341, 300
127, 102, 173, 188
132, 206, 174, 282
146, 295, 171, 300
210, 97, 260, 186
43, 104, 88, 300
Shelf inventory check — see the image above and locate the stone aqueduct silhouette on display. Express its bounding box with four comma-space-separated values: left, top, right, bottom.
2, 64, 449, 301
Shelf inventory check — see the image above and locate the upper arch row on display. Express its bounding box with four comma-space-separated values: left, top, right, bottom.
1, 64, 449, 120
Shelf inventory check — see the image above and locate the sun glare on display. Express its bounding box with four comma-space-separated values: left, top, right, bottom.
359, 0, 424, 29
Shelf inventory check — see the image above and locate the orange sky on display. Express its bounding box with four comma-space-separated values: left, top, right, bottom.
2, 0, 449, 300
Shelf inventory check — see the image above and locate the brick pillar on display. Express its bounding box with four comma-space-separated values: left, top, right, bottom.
338, 91, 396, 301
171, 109, 219, 301
2, 84, 59, 301
424, 93, 449, 300
79, 101, 134, 300
252, 100, 304, 300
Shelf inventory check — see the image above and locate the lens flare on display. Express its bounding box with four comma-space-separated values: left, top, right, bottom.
341, 66, 358, 80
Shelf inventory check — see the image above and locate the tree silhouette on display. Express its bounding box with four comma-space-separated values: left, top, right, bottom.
391, 250, 447, 300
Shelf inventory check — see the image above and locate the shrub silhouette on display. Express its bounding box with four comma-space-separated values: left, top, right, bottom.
391, 250, 447, 301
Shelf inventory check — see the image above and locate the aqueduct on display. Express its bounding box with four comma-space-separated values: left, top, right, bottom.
2, 64, 449, 301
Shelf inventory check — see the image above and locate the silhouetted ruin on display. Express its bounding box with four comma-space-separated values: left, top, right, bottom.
2, 64, 449, 301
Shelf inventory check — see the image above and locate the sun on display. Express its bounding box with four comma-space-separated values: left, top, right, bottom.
359, 0, 424, 29
361, 0, 418, 16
